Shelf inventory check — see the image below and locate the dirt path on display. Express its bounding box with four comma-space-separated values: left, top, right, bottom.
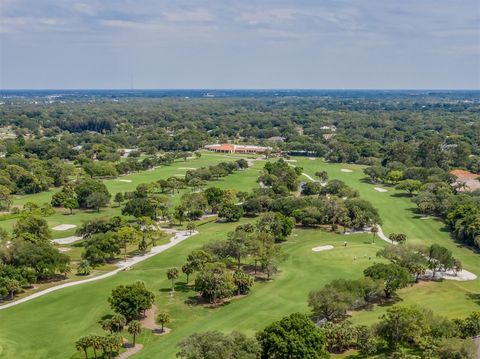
0, 229, 198, 310
116, 344, 144, 359
302, 172, 316, 182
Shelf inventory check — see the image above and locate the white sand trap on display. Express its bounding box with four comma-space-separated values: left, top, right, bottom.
58, 247, 71, 253
52, 224, 77, 231
308, 158, 316, 160
173, 174, 185, 177
179, 167, 197, 170
53, 236, 82, 244
341, 169, 353, 173
118, 179, 132, 183
312, 245, 334, 252
285, 159, 297, 163
374, 187, 388, 192
425, 269, 477, 281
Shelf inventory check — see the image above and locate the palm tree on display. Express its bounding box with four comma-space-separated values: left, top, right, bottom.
127, 320, 142, 346
117, 226, 140, 261
91, 335, 103, 359
106, 334, 122, 358
186, 220, 196, 234
75, 336, 90, 359
137, 216, 155, 246
156, 311, 171, 333
99, 336, 110, 359
388, 233, 397, 244
182, 262, 194, 284
370, 225, 379, 243
167, 267, 179, 291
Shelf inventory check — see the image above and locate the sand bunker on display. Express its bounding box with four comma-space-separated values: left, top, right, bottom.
53, 236, 82, 244
52, 224, 77, 231
312, 245, 334, 252
374, 187, 388, 192
118, 179, 132, 183
424, 269, 477, 281
285, 159, 297, 163
58, 247, 71, 253
341, 169, 353, 173
179, 167, 197, 170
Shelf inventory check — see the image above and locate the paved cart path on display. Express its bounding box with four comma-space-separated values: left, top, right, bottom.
0, 228, 197, 310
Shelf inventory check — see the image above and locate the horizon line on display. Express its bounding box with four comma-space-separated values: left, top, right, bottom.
1, 88, 479, 92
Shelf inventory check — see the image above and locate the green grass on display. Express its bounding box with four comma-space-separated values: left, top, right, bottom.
0, 221, 382, 359
295, 157, 480, 321
2, 152, 258, 234
0, 156, 478, 359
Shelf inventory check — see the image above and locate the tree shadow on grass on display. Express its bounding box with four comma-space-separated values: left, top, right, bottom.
466, 293, 480, 306
99, 313, 113, 323
390, 192, 413, 198
376, 296, 403, 307
184, 295, 233, 308
159, 282, 191, 294
174, 282, 192, 293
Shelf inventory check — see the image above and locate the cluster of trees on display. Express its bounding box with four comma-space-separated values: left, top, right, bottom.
250, 195, 380, 231
239, 161, 380, 232
78, 150, 195, 178
177, 313, 329, 359
75, 281, 163, 358
3, 93, 478, 167
185, 159, 248, 183
412, 183, 480, 248
364, 159, 480, 250
309, 242, 461, 326
447, 203, 480, 248
75, 333, 123, 359
258, 159, 302, 195
52, 179, 111, 213
0, 154, 74, 197
0, 214, 69, 299
170, 215, 292, 304
302, 178, 359, 198
379, 243, 462, 280
77, 216, 164, 267
176, 309, 480, 358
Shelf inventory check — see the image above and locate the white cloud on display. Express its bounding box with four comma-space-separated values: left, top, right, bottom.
163, 8, 215, 22
237, 8, 297, 25
73, 3, 97, 16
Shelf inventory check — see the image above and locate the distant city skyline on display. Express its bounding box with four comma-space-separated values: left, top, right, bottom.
1, 0, 479, 89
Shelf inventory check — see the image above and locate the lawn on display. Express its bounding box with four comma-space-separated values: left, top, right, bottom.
0, 152, 260, 235
0, 156, 478, 358
295, 157, 480, 321
0, 221, 382, 359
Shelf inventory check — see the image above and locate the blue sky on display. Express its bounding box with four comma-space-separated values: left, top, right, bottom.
0, 0, 479, 89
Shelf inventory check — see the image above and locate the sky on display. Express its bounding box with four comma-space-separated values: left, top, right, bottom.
0, 0, 479, 89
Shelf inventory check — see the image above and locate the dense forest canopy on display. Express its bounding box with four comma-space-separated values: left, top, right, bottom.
0, 91, 479, 169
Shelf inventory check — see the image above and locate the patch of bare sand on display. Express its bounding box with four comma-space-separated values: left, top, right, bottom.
116, 344, 144, 359
341, 169, 353, 173
312, 245, 334, 252
141, 305, 171, 335
52, 224, 76, 231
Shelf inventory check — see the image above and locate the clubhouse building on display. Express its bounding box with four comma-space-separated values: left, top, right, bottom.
204, 143, 271, 154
